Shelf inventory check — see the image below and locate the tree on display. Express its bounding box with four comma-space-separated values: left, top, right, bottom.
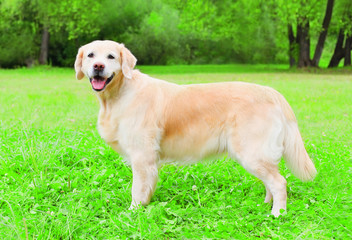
275, 0, 334, 68
32, 0, 101, 65
1, 0, 350, 68
297, 16, 312, 68
170, 0, 282, 64
312, 0, 334, 67
0, 0, 102, 66
0, 0, 38, 67
328, 0, 352, 67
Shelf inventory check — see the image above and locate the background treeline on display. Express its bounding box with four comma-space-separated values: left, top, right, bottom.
0, 0, 351, 68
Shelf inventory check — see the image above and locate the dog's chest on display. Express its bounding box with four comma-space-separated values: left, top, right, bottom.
97, 114, 124, 154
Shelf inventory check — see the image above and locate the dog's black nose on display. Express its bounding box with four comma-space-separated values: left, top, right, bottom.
94, 62, 105, 72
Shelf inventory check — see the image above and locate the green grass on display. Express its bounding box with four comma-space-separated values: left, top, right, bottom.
138, 64, 289, 74
0, 65, 351, 239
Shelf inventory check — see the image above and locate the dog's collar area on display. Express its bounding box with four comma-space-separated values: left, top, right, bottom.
90, 73, 115, 91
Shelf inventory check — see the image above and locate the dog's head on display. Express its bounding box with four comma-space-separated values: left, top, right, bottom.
74, 40, 137, 92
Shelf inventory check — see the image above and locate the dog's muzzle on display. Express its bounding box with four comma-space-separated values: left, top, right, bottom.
90, 73, 115, 91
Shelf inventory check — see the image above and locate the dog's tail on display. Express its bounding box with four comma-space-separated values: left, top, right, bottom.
283, 122, 317, 181
273, 91, 317, 181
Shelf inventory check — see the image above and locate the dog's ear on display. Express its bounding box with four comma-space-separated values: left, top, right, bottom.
74, 47, 85, 80
120, 45, 137, 79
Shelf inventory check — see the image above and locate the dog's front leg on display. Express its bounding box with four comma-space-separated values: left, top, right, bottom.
129, 151, 158, 209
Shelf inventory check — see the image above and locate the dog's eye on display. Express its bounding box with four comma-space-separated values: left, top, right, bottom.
107, 54, 115, 59
88, 53, 94, 58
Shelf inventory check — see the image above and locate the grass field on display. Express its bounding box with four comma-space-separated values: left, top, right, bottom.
0, 65, 351, 239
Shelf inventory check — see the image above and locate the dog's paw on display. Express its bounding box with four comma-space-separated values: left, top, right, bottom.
272, 208, 287, 217
128, 202, 143, 211
128, 204, 136, 211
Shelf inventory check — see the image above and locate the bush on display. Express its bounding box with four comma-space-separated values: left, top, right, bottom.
0, 16, 38, 67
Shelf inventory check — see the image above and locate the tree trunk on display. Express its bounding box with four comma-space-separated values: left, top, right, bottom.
288, 24, 297, 67
312, 0, 334, 67
344, 35, 352, 66
39, 27, 49, 65
297, 19, 312, 67
328, 29, 345, 68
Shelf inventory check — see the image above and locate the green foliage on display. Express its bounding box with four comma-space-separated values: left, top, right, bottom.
0, 66, 351, 238
0, 0, 101, 67
121, 0, 185, 65
331, 0, 352, 34
0, 0, 38, 67
0, 0, 352, 67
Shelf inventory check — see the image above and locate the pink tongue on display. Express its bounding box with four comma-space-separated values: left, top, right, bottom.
91, 78, 106, 90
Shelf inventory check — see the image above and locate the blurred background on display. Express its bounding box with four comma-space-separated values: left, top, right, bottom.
0, 0, 351, 68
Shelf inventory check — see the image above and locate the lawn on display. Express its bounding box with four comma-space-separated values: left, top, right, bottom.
0, 65, 351, 239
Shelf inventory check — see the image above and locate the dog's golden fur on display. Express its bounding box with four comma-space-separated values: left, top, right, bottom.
75, 40, 317, 217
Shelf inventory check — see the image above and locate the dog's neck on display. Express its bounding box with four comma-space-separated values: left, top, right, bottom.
96, 71, 125, 109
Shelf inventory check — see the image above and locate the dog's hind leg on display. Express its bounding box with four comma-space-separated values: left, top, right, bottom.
228, 111, 287, 216
236, 156, 287, 217
250, 163, 287, 217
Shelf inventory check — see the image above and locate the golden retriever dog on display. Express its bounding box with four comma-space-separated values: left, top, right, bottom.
74, 40, 316, 217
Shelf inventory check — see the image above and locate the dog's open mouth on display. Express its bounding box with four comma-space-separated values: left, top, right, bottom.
90, 73, 115, 91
